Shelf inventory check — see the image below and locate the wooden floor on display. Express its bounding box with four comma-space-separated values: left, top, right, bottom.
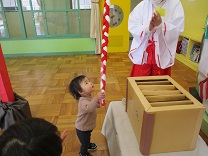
3, 52, 207, 155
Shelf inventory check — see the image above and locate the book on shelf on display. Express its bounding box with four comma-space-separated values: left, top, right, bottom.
190, 43, 201, 63
176, 41, 182, 54
181, 37, 189, 56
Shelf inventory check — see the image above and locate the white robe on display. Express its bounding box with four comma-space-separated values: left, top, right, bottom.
198, 39, 208, 113
128, 0, 184, 69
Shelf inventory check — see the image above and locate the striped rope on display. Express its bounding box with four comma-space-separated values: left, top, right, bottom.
100, 0, 110, 106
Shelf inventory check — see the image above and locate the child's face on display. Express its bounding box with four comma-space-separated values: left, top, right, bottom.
79, 77, 94, 96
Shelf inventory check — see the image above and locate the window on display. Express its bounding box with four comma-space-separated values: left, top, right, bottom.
0, 0, 91, 39
72, 0, 91, 9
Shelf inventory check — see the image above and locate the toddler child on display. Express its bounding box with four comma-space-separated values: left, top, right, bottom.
69, 75, 105, 156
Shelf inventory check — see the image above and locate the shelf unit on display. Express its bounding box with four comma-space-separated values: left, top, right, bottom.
176, 0, 208, 72
176, 36, 200, 71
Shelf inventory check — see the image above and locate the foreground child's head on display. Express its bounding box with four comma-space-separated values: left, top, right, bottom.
0, 118, 63, 156
69, 75, 95, 100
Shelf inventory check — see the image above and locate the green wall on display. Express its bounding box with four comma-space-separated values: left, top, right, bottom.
0, 38, 95, 57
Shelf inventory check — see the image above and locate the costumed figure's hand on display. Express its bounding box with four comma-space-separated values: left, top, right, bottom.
151, 11, 162, 27
149, 20, 155, 31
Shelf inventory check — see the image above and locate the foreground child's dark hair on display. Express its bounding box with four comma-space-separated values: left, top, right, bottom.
0, 118, 62, 156
69, 75, 86, 100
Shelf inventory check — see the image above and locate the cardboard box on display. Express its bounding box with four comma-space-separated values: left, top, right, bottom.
126, 76, 205, 155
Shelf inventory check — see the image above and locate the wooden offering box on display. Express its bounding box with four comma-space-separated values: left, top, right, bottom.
126, 76, 205, 155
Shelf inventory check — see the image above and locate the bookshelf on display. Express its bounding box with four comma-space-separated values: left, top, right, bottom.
176, 0, 208, 71
176, 36, 200, 71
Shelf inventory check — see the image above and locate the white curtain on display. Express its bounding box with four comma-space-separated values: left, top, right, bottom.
90, 0, 102, 54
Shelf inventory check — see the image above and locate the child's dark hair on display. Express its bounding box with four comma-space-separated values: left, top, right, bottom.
69, 75, 86, 100
0, 118, 62, 156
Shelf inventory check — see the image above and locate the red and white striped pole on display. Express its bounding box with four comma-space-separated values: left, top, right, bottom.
100, 0, 110, 106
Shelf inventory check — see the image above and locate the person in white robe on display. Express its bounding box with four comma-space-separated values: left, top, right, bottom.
128, 0, 184, 76
198, 35, 208, 113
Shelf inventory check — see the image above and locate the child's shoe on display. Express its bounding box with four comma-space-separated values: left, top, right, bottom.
79, 152, 92, 156
88, 143, 97, 151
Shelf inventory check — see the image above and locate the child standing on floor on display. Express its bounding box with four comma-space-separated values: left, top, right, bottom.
69, 75, 105, 156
